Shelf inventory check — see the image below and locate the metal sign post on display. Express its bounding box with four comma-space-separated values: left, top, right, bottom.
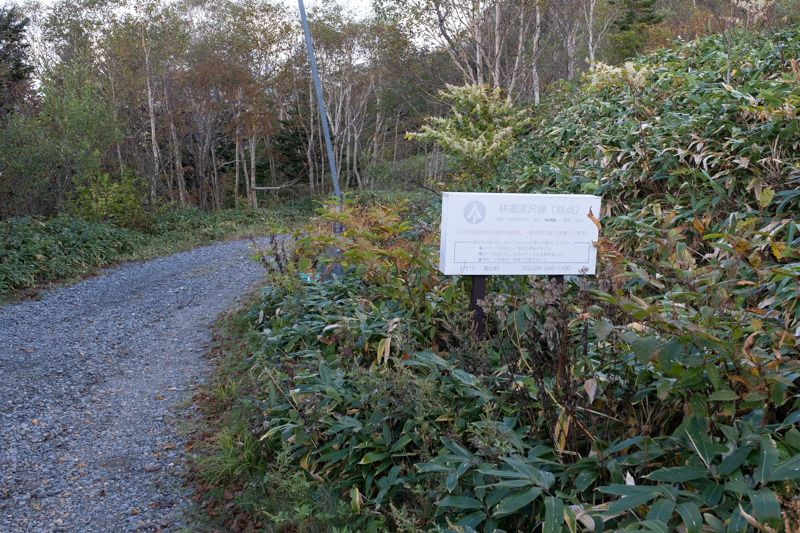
298, 0, 344, 279
298, 0, 343, 233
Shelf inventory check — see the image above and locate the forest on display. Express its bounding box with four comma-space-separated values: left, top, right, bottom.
1, 0, 795, 221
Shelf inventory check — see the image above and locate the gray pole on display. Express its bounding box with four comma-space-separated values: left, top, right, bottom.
298, 0, 344, 274
298, 0, 343, 216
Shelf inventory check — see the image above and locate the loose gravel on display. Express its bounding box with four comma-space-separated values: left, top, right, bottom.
1, 238, 269, 532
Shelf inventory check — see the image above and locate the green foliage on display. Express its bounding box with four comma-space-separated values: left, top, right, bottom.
509, 27, 800, 207
0, 203, 311, 297
0, 110, 53, 215
203, 28, 800, 532
72, 169, 147, 227
0, 215, 140, 294
775, 0, 800, 25
239, 190, 800, 529
366, 154, 452, 191
0, 63, 124, 218
492, 25, 800, 531
607, 0, 664, 62
0, 5, 32, 116
408, 85, 531, 191
133, 202, 310, 256
291, 195, 443, 333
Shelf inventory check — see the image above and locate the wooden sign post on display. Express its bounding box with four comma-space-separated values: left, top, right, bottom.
469, 275, 487, 338
440, 192, 601, 338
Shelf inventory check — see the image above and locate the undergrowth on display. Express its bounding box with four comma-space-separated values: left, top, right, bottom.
0, 215, 140, 297
193, 27, 800, 533
0, 199, 315, 300
186, 295, 359, 533
209, 192, 799, 532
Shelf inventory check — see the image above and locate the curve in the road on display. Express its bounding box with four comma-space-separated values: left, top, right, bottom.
0, 238, 268, 533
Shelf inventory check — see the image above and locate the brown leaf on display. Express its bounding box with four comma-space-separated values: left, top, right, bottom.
738, 504, 777, 533
223, 490, 234, 501
230, 513, 250, 532
587, 207, 602, 231
584, 378, 598, 404
742, 332, 759, 361
729, 375, 752, 387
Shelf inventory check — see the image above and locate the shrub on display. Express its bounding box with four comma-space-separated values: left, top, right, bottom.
366, 154, 453, 191
0, 204, 303, 297
72, 169, 148, 228
245, 214, 800, 531
229, 27, 800, 532
0, 215, 140, 294
408, 84, 531, 191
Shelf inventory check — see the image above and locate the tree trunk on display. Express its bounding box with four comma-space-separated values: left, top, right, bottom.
508, 3, 530, 96
474, 9, 485, 85
238, 139, 251, 207
170, 119, 187, 207
586, 0, 597, 66
531, 3, 543, 105
234, 92, 243, 208
345, 136, 352, 189
566, 21, 577, 80
307, 79, 316, 195
142, 31, 161, 207
234, 131, 240, 208
584, 0, 616, 68
393, 112, 400, 163
493, 0, 502, 89
249, 134, 258, 209
211, 143, 220, 209
372, 109, 383, 166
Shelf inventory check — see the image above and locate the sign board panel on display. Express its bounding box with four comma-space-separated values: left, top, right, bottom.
439, 192, 601, 276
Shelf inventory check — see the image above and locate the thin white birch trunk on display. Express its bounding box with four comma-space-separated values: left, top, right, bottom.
142, 30, 160, 206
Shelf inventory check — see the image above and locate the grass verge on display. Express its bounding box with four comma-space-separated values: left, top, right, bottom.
183, 295, 353, 533
0, 199, 315, 303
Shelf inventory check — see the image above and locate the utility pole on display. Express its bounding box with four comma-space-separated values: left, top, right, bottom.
298, 0, 344, 279
298, 0, 344, 234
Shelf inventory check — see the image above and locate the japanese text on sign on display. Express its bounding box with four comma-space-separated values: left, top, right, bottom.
439, 192, 602, 276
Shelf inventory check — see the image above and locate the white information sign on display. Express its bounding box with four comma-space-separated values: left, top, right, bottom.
439, 192, 601, 276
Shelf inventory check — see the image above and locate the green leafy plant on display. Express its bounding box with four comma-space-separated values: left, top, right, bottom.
407, 84, 531, 191
0, 215, 140, 294
199, 27, 800, 533
72, 169, 147, 227
0, 204, 306, 298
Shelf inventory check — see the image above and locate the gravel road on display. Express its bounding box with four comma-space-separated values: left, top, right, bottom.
0, 239, 268, 532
